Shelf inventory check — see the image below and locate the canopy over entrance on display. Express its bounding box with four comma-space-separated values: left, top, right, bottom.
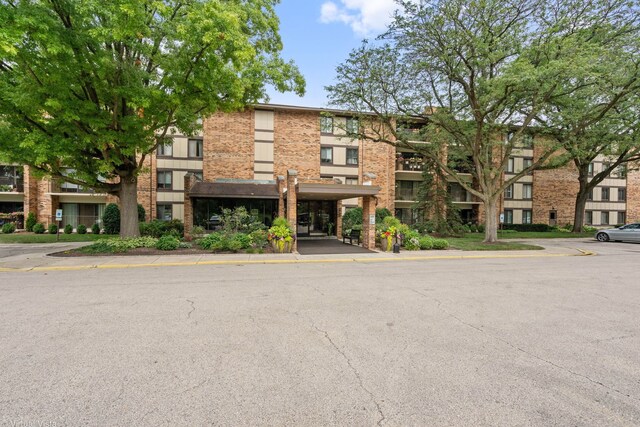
292, 183, 381, 201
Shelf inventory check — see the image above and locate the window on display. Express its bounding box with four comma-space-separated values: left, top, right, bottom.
522, 209, 532, 224
601, 211, 609, 225
504, 184, 514, 199
587, 189, 593, 201
618, 211, 626, 225
523, 158, 533, 174
614, 165, 627, 178
506, 158, 514, 173
320, 147, 333, 164
0, 165, 24, 192
345, 177, 358, 185
157, 171, 172, 189
601, 187, 610, 201
157, 204, 172, 221
588, 163, 594, 177
346, 117, 359, 134
320, 116, 333, 134
585, 211, 593, 225
504, 209, 514, 224
346, 148, 359, 165
618, 188, 626, 202
188, 139, 203, 158
522, 183, 533, 200
157, 142, 173, 157
194, 171, 203, 180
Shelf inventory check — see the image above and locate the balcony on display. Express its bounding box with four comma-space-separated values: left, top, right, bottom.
396, 189, 419, 201
0, 166, 24, 193
49, 181, 101, 194
396, 153, 425, 172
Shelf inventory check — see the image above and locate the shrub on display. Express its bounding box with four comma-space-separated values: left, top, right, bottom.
342, 207, 363, 231
502, 223, 552, 232
375, 208, 392, 225
403, 235, 422, 251
102, 203, 120, 234
91, 223, 101, 235
155, 235, 180, 251
583, 225, 597, 233
271, 217, 289, 228
431, 238, 449, 250
82, 237, 158, 253
477, 224, 485, 233
63, 224, 73, 234
48, 224, 58, 234
77, 224, 87, 234
25, 212, 37, 232
249, 229, 268, 248
232, 233, 251, 250
192, 225, 206, 236
140, 219, 184, 238
1, 222, 16, 234
33, 223, 45, 234
138, 204, 146, 222
418, 236, 434, 250
198, 232, 225, 251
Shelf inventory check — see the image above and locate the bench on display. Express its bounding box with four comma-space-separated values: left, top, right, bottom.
343, 229, 361, 245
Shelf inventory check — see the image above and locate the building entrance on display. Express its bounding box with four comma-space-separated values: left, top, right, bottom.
296, 200, 336, 237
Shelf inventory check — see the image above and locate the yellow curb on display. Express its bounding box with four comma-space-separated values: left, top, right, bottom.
0, 248, 595, 273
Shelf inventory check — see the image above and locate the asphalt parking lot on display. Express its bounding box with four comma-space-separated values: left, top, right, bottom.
0, 239, 639, 426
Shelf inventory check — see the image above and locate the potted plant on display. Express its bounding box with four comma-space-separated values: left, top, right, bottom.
378, 216, 402, 252
268, 217, 295, 253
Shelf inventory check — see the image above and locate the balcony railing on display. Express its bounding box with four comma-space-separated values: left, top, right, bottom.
396, 189, 419, 201
0, 178, 24, 193
49, 182, 99, 194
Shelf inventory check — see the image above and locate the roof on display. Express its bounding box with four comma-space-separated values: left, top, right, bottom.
188, 181, 279, 199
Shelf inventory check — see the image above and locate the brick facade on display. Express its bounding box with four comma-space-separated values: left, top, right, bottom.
273, 110, 321, 180
626, 168, 640, 222
203, 111, 254, 181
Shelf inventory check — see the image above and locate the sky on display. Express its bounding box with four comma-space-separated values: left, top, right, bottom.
265, 0, 402, 108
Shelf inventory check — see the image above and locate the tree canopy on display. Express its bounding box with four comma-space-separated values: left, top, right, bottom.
327, 0, 639, 242
0, 0, 304, 236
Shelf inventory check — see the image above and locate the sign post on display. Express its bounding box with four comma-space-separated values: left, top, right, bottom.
499, 212, 504, 234
55, 209, 63, 241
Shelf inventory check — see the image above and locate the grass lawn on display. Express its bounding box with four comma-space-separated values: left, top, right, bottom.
446, 231, 593, 251
0, 233, 111, 244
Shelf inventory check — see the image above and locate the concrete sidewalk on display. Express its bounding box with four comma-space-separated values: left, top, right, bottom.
0, 239, 595, 272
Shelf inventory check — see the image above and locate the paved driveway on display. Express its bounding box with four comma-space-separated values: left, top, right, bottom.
0, 239, 638, 426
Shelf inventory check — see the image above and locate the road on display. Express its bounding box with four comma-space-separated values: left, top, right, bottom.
1, 240, 639, 426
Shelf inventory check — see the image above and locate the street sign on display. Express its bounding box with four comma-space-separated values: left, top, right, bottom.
55, 209, 63, 221
499, 213, 505, 224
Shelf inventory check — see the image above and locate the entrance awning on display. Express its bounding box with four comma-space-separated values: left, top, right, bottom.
189, 181, 279, 199
294, 183, 380, 201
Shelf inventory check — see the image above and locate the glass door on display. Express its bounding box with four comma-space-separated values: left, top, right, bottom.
297, 201, 310, 236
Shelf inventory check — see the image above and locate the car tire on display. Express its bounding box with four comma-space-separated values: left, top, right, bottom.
596, 232, 610, 242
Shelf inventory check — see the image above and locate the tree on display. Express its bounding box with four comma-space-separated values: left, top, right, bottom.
0, 0, 304, 237
326, 0, 638, 242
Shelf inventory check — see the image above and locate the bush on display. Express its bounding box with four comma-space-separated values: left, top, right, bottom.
155, 235, 180, 251
82, 237, 158, 253
140, 219, 184, 238
502, 223, 552, 232
63, 224, 73, 234
249, 229, 268, 248
198, 232, 226, 251
418, 236, 434, 250
477, 224, 485, 233
77, 224, 87, 234
91, 223, 101, 234
375, 208, 392, 225
583, 225, 597, 233
1, 222, 16, 234
342, 207, 363, 231
138, 204, 146, 222
33, 223, 45, 234
48, 223, 58, 234
102, 203, 120, 234
25, 212, 37, 232
232, 233, 252, 250
192, 225, 206, 236
431, 238, 449, 250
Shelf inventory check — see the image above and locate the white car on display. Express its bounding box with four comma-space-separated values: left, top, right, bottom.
595, 223, 640, 243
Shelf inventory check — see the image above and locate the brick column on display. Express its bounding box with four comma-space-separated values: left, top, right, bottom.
335, 200, 343, 238
22, 166, 39, 216
286, 170, 297, 251
277, 175, 286, 218
183, 173, 198, 239
362, 195, 376, 250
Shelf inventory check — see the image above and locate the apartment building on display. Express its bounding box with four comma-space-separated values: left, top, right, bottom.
2, 103, 639, 235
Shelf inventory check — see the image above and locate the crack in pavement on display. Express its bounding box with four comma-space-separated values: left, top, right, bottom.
313, 325, 386, 426
186, 299, 196, 319
410, 289, 638, 403
181, 378, 209, 394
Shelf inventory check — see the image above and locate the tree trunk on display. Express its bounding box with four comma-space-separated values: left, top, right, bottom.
483, 197, 499, 243
119, 175, 140, 238
572, 166, 591, 233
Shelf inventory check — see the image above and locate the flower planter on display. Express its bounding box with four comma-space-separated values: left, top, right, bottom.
271, 239, 293, 253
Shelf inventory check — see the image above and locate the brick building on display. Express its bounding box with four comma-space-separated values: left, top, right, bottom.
2, 103, 639, 238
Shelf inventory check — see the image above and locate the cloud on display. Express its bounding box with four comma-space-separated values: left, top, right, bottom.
319, 0, 400, 37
